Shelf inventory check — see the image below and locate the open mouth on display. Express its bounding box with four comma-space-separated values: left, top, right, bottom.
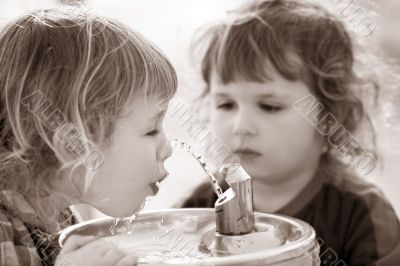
150, 181, 160, 194
150, 171, 169, 195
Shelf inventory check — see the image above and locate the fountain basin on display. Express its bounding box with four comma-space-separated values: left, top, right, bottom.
59, 208, 319, 265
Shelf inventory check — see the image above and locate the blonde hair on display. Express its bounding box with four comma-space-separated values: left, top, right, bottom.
0, 8, 177, 216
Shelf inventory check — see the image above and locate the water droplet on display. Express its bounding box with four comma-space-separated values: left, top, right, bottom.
124, 214, 137, 234
172, 138, 226, 200
110, 217, 121, 235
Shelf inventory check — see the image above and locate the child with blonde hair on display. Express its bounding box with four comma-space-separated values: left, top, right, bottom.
0, 7, 176, 266
182, 0, 400, 265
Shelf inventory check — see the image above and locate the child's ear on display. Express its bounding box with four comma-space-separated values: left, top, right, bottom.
52, 123, 91, 164
52, 124, 103, 194
52, 126, 94, 195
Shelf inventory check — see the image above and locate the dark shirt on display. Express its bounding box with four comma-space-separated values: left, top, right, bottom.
181, 173, 400, 266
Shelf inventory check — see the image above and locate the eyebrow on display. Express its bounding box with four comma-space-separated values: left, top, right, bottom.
259, 93, 288, 99
212, 92, 288, 99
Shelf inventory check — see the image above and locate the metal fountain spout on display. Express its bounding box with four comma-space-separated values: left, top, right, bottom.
214, 164, 255, 235
170, 139, 254, 236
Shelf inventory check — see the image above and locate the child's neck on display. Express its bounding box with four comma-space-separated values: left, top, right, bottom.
27, 193, 70, 231
26, 179, 80, 232
252, 169, 317, 214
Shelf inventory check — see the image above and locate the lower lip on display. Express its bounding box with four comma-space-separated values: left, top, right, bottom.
149, 171, 168, 195
235, 152, 261, 160
150, 182, 159, 195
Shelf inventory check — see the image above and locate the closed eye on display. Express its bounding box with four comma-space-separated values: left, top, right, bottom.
259, 103, 282, 113
216, 102, 236, 110
146, 129, 159, 136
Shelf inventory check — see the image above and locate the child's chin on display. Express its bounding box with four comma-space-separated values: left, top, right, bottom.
238, 163, 259, 177
101, 202, 143, 218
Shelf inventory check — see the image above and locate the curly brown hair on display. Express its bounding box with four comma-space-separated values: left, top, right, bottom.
196, 0, 377, 179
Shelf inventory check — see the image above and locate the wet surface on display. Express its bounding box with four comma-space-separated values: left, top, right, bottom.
60, 209, 316, 265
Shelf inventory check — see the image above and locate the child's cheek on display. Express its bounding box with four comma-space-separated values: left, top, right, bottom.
211, 121, 230, 140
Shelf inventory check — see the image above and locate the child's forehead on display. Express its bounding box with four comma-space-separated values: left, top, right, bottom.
209, 76, 310, 100
122, 95, 169, 117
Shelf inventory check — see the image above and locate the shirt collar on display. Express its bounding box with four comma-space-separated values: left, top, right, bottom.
276, 172, 324, 217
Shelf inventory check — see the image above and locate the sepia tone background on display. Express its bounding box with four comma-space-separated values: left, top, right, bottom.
1, 0, 399, 218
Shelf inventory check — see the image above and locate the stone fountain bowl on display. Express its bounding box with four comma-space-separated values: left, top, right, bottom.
59, 208, 320, 265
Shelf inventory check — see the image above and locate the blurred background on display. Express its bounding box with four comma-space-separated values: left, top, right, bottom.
1, 0, 399, 218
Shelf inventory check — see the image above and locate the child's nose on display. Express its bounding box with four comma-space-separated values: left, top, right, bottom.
165, 140, 172, 159
160, 139, 172, 162
232, 111, 257, 136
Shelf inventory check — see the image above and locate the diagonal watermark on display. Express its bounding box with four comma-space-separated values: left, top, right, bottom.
162, 98, 240, 172
328, 0, 376, 37
21, 90, 104, 193
21, 90, 104, 172
293, 94, 377, 176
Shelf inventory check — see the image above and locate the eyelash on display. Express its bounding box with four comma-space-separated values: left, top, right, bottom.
216, 102, 282, 113
146, 129, 159, 136
216, 102, 235, 110
259, 104, 282, 112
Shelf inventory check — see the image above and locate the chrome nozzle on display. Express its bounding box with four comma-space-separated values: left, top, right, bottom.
214, 164, 255, 235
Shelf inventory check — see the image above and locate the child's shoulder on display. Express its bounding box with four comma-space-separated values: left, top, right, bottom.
0, 203, 18, 239
322, 172, 398, 230
319, 173, 400, 263
0, 203, 42, 266
326, 173, 394, 212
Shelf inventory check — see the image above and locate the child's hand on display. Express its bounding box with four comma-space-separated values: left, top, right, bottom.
55, 235, 138, 266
